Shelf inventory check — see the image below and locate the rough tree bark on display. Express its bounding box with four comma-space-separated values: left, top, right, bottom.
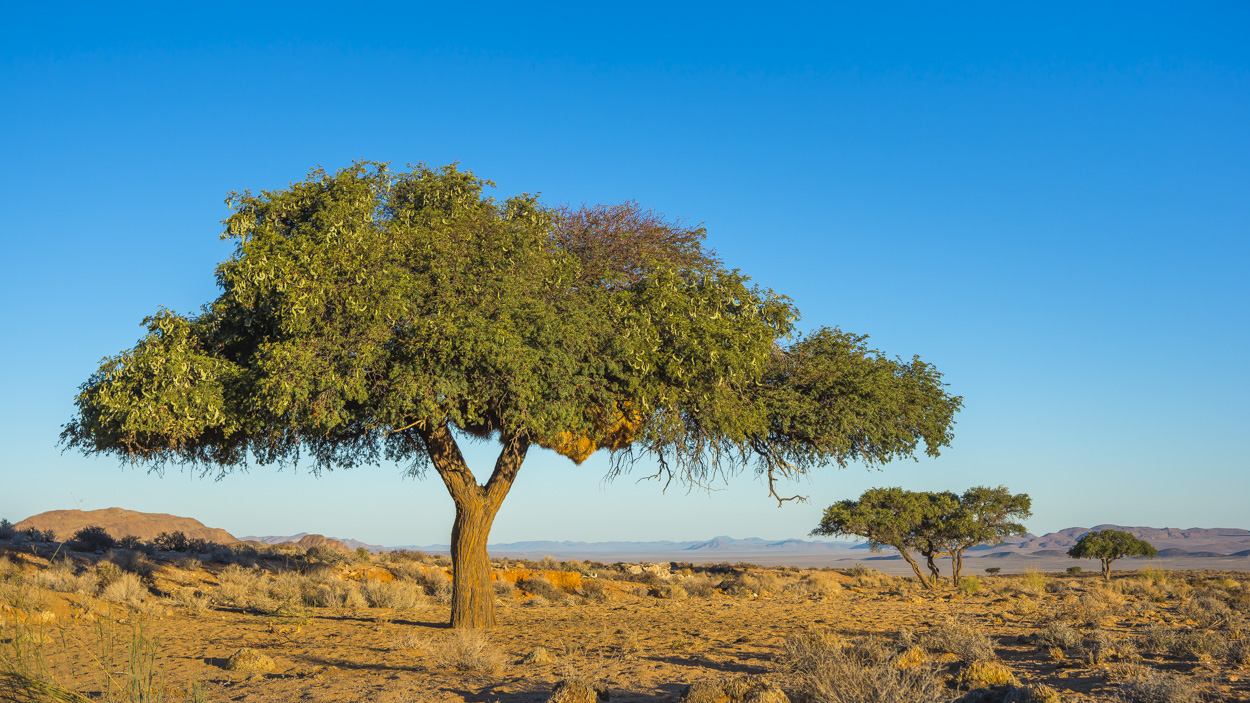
418, 423, 529, 629
896, 548, 933, 590
922, 549, 942, 586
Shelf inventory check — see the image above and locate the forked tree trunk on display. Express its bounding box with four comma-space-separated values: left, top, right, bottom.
897, 549, 933, 590
952, 550, 965, 584
923, 551, 942, 586
417, 423, 529, 629
1102, 558, 1113, 581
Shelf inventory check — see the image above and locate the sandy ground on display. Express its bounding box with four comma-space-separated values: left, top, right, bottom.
3, 547, 1249, 702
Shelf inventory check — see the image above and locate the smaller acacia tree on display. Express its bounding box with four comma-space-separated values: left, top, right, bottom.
815, 485, 1031, 588
812, 487, 950, 589
1067, 529, 1158, 581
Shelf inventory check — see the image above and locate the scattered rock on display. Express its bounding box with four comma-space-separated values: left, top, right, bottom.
522, 646, 554, 664
225, 648, 275, 672
548, 678, 610, 703
682, 675, 788, 703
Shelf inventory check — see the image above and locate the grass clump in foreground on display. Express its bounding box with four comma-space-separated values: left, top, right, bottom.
427, 629, 505, 674
780, 628, 946, 703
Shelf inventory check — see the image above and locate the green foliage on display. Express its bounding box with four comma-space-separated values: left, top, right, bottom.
71, 526, 116, 551
62, 161, 960, 492
985, 567, 1001, 574
1067, 566, 1083, 575
1067, 529, 1157, 579
152, 531, 189, 552
813, 485, 1030, 587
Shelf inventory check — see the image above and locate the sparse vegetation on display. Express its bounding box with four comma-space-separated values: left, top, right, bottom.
780, 628, 947, 703
1, 538, 1245, 701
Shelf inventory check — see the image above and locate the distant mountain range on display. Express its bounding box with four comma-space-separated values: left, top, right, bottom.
14, 509, 1250, 561
400, 525, 1250, 560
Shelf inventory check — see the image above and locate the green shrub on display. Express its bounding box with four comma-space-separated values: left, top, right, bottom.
1067, 566, 1082, 575
985, 567, 1001, 574
0, 518, 16, 540
116, 535, 143, 550
71, 525, 116, 551
959, 577, 981, 595
153, 531, 189, 552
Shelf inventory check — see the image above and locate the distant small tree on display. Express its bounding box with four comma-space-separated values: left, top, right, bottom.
812, 487, 951, 589
1067, 529, 1157, 581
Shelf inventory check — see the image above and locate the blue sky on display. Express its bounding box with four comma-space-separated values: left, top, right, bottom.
1, 3, 1246, 547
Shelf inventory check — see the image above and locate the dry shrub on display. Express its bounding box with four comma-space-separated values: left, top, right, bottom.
921, 619, 996, 663
494, 579, 516, 598
784, 573, 843, 598
1009, 596, 1039, 617
361, 579, 423, 609
848, 567, 890, 590
1058, 587, 1124, 627
100, 571, 146, 605
680, 575, 717, 598
719, 572, 780, 598
36, 559, 93, 597
576, 578, 606, 602
1036, 622, 1082, 652
780, 628, 945, 703
955, 660, 1018, 688
1168, 629, 1228, 660
1138, 565, 1170, 585
1115, 668, 1199, 703
517, 575, 565, 603
1180, 595, 1234, 629
310, 580, 367, 608
427, 629, 505, 674
1016, 570, 1046, 596
1228, 638, 1250, 665
406, 566, 452, 603
170, 587, 210, 612
110, 549, 153, 576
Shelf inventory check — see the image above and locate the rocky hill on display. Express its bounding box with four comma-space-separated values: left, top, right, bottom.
14, 508, 237, 544
241, 533, 366, 552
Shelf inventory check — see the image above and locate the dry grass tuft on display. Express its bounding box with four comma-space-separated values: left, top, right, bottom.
1115, 668, 1199, 703
780, 628, 945, 703
921, 618, 996, 663
99, 571, 146, 605
955, 660, 1018, 688
226, 647, 276, 672
427, 630, 505, 674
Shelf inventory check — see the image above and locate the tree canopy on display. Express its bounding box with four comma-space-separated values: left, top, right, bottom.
63, 162, 963, 627
1067, 529, 1157, 580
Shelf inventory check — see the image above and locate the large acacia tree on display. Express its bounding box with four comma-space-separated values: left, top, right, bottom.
62, 163, 963, 628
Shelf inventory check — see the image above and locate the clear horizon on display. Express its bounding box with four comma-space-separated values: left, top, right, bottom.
2, 4, 1247, 547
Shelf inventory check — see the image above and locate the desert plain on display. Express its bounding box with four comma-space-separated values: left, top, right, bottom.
2, 524, 1249, 703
